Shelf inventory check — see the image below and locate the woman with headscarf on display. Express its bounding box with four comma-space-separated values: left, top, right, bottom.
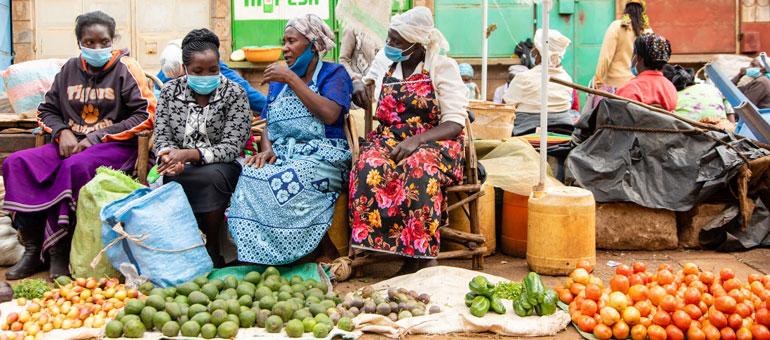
616, 33, 678, 111
595, 0, 652, 89
663, 64, 734, 123
458, 63, 479, 100
503, 28, 574, 136
227, 14, 353, 265
348, 6, 468, 273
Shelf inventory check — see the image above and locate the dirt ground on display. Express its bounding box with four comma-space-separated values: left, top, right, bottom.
1, 248, 768, 340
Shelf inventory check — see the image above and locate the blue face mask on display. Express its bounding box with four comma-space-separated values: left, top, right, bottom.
80, 45, 113, 67
384, 44, 415, 63
187, 74, 221, 95
747, 68, 763, 79
288, 41, 316, 77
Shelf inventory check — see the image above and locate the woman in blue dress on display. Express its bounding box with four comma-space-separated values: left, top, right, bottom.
228, 14, 353, 265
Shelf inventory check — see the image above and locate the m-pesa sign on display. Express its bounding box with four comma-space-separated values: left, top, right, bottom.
234, 0, 331, 20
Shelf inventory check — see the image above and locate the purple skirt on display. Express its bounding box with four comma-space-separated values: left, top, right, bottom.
2, 140, 138, 258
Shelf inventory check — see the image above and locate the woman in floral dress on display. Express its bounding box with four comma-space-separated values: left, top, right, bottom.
349, 7, 469, 273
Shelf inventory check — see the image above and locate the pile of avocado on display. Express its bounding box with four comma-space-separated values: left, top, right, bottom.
105, 267, 354, 339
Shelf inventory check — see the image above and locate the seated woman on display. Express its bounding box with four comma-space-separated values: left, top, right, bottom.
503, 29, 575, 136
663, 64, 735, 123
152, 29, 251, 267
1, 11, 155, 280
459, 63, 479, 100
616, 33, 678, 111
731, 55, 770, 109
227, 14, 353, 265
349, 6, 468, 274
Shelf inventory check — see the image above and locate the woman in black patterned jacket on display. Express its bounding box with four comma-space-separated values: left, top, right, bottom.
153, 28, 251, 267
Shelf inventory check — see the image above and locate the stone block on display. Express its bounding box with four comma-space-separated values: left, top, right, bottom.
12, 43, 33, 63
12, 21, 31, 44
595, 202, 678, 250
12, 0, 30, 21
676, 203, 729, 249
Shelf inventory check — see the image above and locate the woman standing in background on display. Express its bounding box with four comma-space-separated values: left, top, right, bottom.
594, 0, 652, 89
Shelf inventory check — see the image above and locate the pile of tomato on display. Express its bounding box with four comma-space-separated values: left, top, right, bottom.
556, 260, 770, 340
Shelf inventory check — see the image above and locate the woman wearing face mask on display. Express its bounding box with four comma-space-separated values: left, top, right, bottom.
348, 6, 468, 274
227, 15, 353, 265
732, 55, 770, 109
152, 28, 251, 267
616, 33, 678, 111
458, 63, 479, 100
1, 11, 155, 280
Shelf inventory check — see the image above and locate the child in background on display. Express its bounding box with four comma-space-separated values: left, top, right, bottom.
459, 63, 480, 100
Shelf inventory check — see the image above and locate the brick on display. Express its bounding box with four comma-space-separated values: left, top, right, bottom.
676, 203, 728, 249
12, 0, 30, 21
211, 0, 230, 18
596, 202, 678, 250
12, 43, 33, 63
12, 21, 31, 44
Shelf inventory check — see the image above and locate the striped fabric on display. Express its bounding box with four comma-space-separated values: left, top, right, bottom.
1, 59, 67, 115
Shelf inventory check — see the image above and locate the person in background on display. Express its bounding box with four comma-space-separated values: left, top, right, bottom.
594, 0, 651, 89
494, 65, 527, 104
227, 14, 353, 266
2, 11, 155, 279
152, 29, 251, 268
731, 55, 770, 109
459, 63, 480, 100
339, 26, 382, 84
349, 7, 468, 273
503, 29, 574, 136
663, 64, 735, 123
616, 34, 678, 111
158, 39, 266, 114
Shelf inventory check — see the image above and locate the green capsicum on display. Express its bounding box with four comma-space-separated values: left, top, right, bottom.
512, 293, 533, 317
468, 276, 495, 297
469, 295, 490, 317
490, 296, 506, 314
465, 292, 477, 307
534, 289, 558, 316
524, 272, 545, 305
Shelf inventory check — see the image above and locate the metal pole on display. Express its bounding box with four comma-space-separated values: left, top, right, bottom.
538, 0, 551, 188
481, 0, 488, 101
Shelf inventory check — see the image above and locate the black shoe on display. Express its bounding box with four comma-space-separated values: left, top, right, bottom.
48, 236, 71, 280
5, 218, 47, 280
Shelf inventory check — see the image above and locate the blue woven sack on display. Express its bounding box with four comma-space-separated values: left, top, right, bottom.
97, 182, 212, 287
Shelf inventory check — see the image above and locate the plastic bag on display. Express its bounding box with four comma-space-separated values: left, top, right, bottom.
99, 182, 213, 288
477, 138, 562, 196
71, 167, 144, 279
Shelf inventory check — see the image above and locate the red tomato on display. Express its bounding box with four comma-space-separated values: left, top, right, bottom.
593, 324, 612, 340
617, 264, 633, 277
559, 289, 573, 304
614, 320, 631, 339
636, 300, 653, 317
576, 259, 592, 273
684, 287, 702, 305
757, 308, 770, 327
684, 263, 699, 276
728, 313, 743, 330
661, 295, 678, 313
750, 274, 763, 283
631, 324, 648, 340
685, 274, 700, 286
570, 283, 586, 296
571, 311, 583, 324
722, 327, 737, 340
704, 324, 721, 340
725, 279, 742, 294
581, 299, 598, 317
658, 270, 676, 285
585, 284, 602, 302
702, 293, 715, 307
700, 271, 716, 285
611, 275, 631, 294
687, 326, 707, 340
735, 302, 752, 318
672, 310, 692, 330
716, 295, 739, 314
651, 286, 667, 306
666, 324, 685, 340
736, 327, 753, 340
630, 274, 645, 287
708, 309, 728, 329
633, 262, 647, 274
752, 281, 765, 297
648, 325, 668, 340
653, 309, 672, 327
684, 304, 703, 320
659, 264, 674, 273
752, 324, 770, 340
721, 268, 736, 281
577, 315, 596, 333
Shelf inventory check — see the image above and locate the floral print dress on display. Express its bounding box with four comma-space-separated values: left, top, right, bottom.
349, 64, 465, 259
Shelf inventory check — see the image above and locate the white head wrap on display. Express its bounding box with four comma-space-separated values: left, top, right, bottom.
508, 64, 529, 76
160, 39, 184, 79
389, 6, 449, 74
286, 14, 336, 56
533, 29, 571, 68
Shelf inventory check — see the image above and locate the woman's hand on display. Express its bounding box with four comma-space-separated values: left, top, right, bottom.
77, 138, 92, 153
156, 149, 196, 176
352, 79, 370, 108
58, 129, 80, 158
244, 149, 276, 169
261, 63, 298, 86
390, 135, 424, 163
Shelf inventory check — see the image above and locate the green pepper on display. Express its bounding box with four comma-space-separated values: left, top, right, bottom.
469, 296, 490, 317
524, 272, 545, 306
468, 276, 495, 297
512, 293, 532, 317
465, 292, 477, 307
535, 289, 558, 316
490, 296, 506, 314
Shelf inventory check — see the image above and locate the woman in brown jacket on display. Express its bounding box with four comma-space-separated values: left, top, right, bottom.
594, 0, 652, 89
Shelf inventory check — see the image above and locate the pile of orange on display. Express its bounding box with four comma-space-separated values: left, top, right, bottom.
558, 260, 770, 340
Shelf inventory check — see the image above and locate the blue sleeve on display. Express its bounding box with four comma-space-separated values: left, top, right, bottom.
155, 70, 171, 90
319, 64, 353, 126
219, 60, 267, 113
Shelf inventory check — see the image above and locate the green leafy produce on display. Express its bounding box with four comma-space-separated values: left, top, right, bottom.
493, 281, 524, 300
12, 279, 50, 300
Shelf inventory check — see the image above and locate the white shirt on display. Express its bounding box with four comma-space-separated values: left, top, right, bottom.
503, 65, 573, 113
364, 49, 469, 126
